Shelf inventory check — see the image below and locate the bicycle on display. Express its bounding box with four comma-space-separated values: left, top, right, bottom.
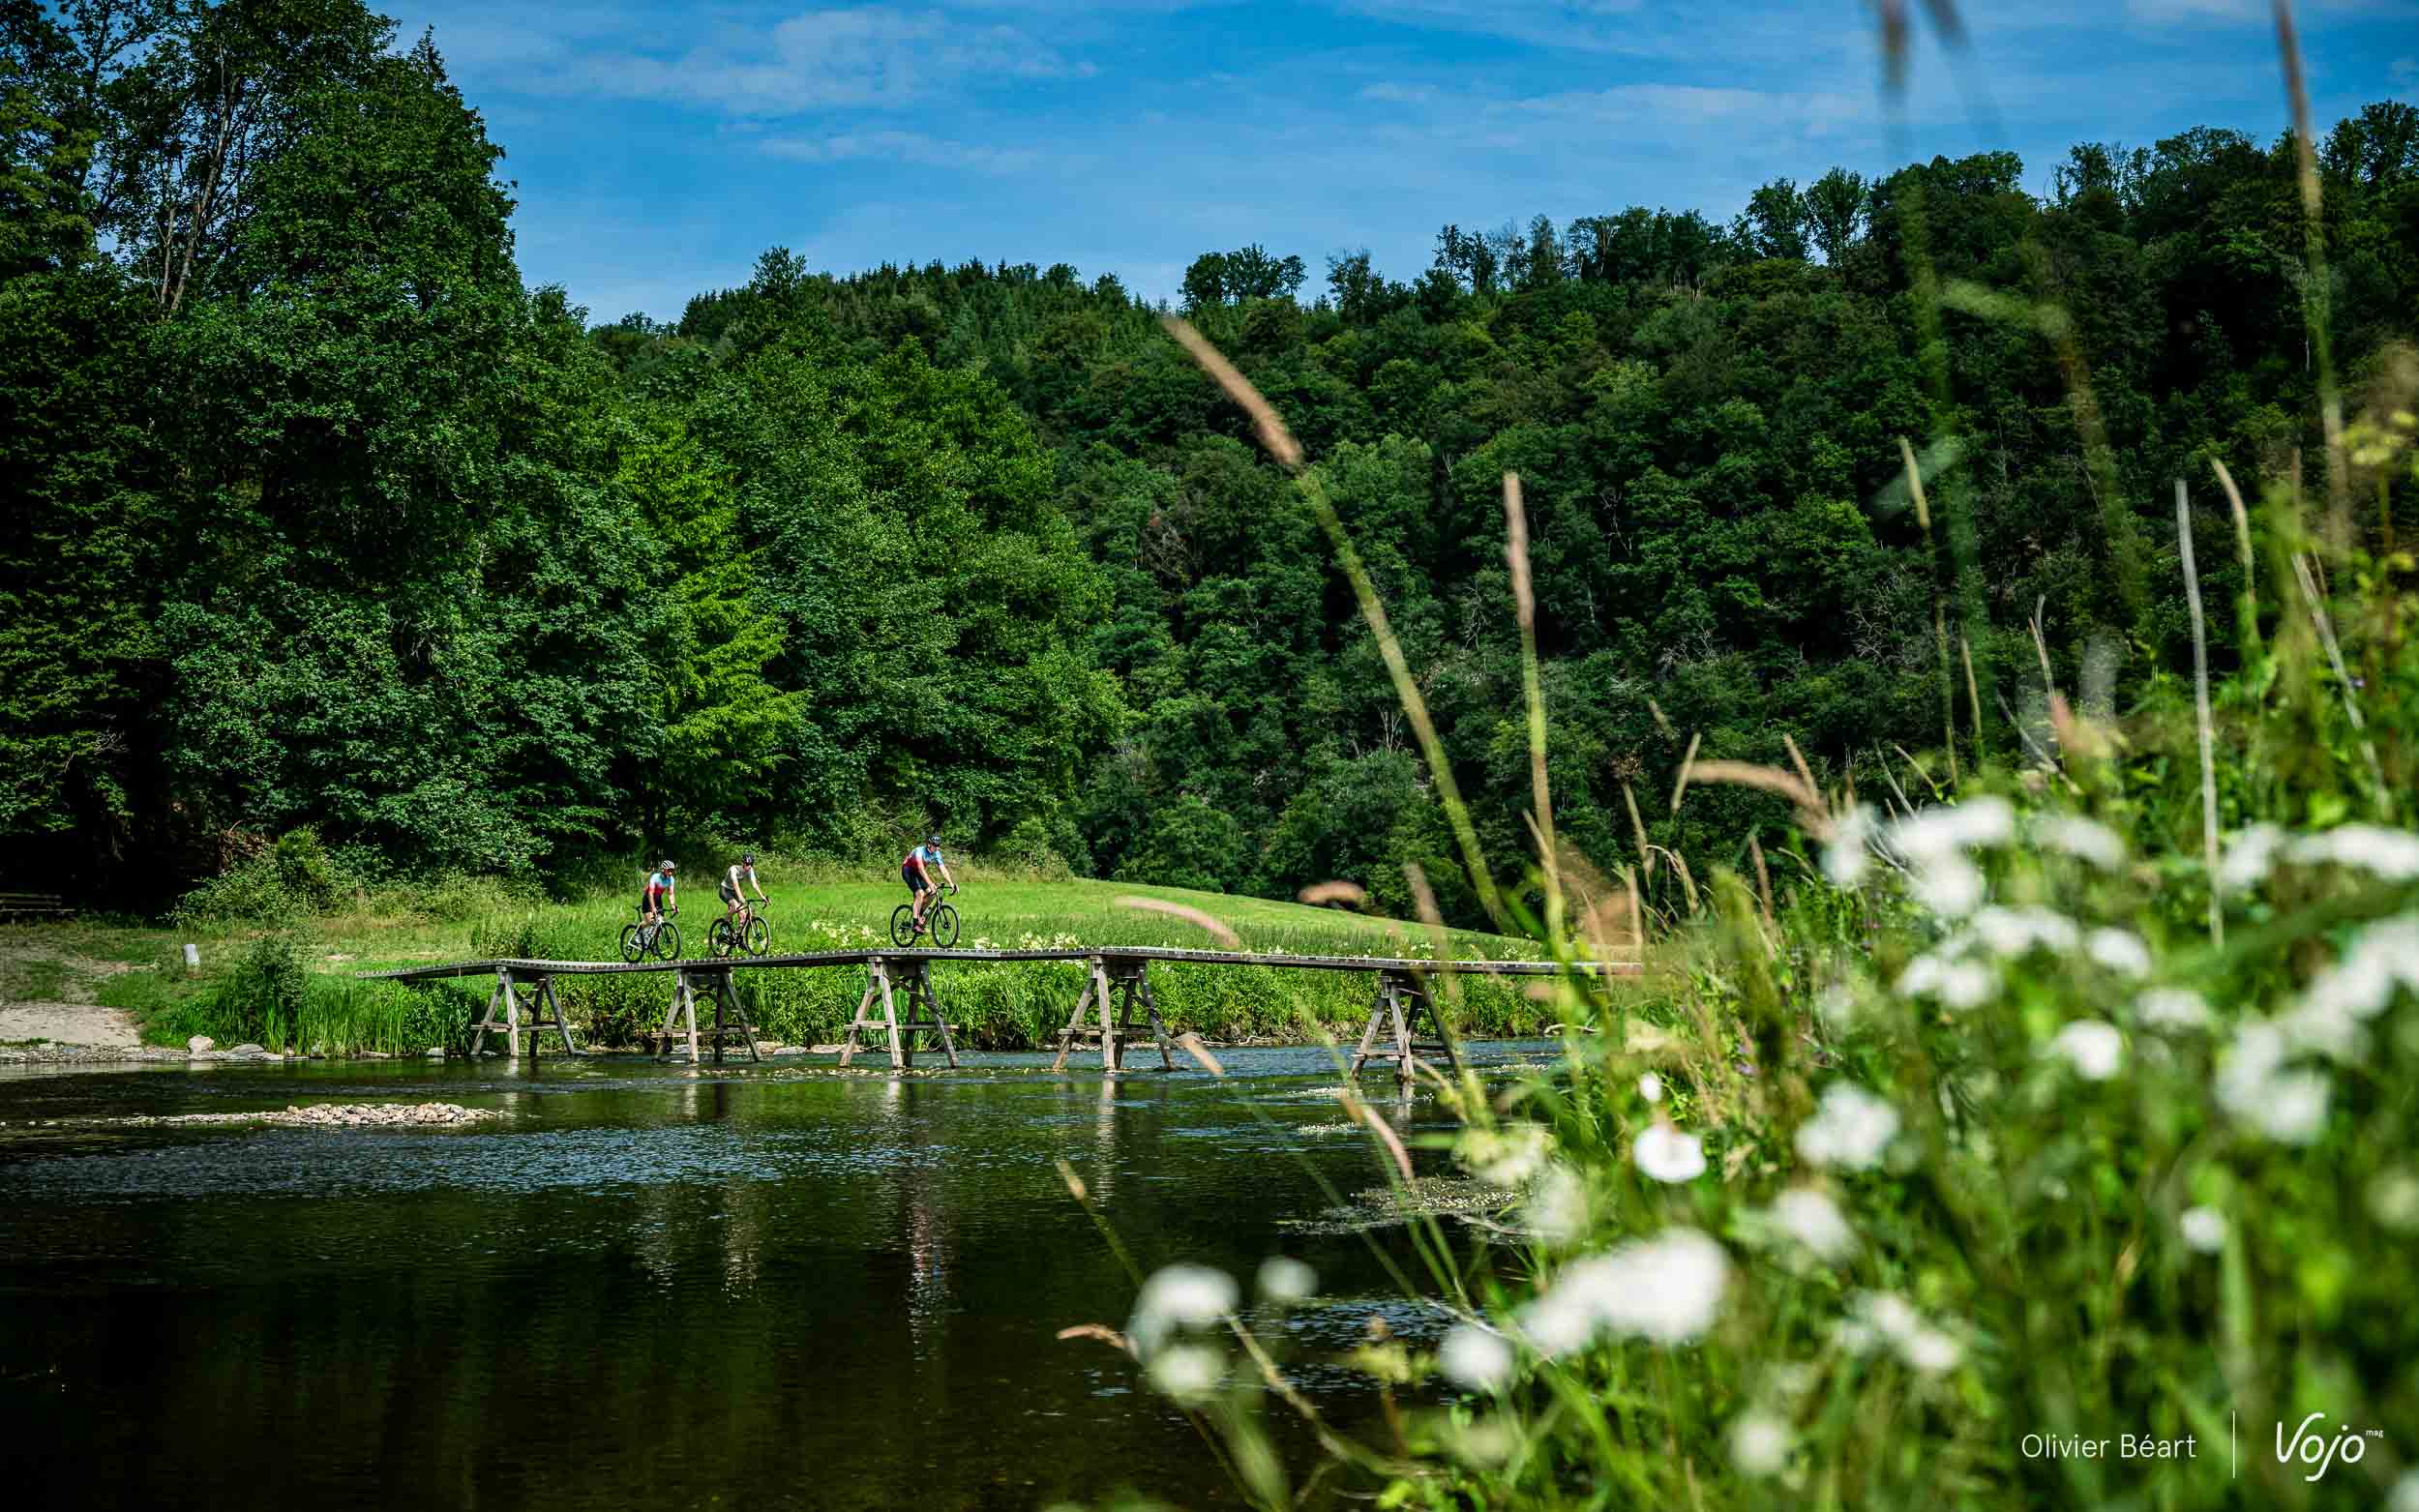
890, 883, 960, 949
619, 905, 681, 964
708, 904, 771, 959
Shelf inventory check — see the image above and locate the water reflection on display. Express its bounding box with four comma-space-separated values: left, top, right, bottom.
0, 1048, 1555, 1511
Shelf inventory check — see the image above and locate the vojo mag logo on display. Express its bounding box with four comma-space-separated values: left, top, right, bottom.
2275, 1413, 2383, 1483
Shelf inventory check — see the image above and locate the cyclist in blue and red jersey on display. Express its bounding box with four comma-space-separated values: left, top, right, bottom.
901, 836, 955, 933
642, 859, 677, 928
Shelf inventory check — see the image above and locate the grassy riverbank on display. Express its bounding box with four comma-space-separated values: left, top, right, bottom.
5, 867, 1590, 1055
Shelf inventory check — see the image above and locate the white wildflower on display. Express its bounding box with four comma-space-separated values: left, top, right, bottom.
1730, 1409, 1793, 1477
1256, 1257, 1316, 1303
1638, 1071, 1664, 1103
1438, 1324, 1515, 1391
1970, 905, 2080, 958
2298, 914, 2419, 1027
2258, 1071, 2332, 1144
2085, 928, 2152, 978
1814, 982, 1860, 1032
1888, 795, 2016, 862
1514, 1286, 1595, 1357
1146, 1343, 1225, 1405
1633, 1120, 1708, 1184
1768, 1187, 1857, 1261
1821, 806, 1877, 887
1521, 1229, 1731, 1349
1126, 1263, 1237, 1357
2133, 987, 2212, 1032
2050, 1020, 2124, 1081
2035, 815, 2126, 870
1796, 1082, 1900, 1171
2285, 824, 2419, 881
1898, 952, 1996, 1008
2215, 1022, 2333, 1144
1901, 1325, 1964, 1374
2368, 1169, 2419, 1232
1840, 1291, 1961, 1375
2178, 1206, 2225, 1254
1457, 1122, 1554, 1188
1521, 1162, 1590, 1246
1911, 855, 1987, 918
2217, 822, 2286, 894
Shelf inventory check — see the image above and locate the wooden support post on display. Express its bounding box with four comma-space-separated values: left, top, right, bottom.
539, 977, 582, 1054
837, 958, 959, 1071
1347, 969, 1458, 1087
657, 970, 701, 1064
839, 967, 882, 1067
469, 972, 505, 1058
877, 961, 905, 1070
1050, 968, 1098, 1072
1108, 962, 1175, 1071
887, 959, 961, 1070
469, 968, 580, 1059
1094, 957, 1117, 1071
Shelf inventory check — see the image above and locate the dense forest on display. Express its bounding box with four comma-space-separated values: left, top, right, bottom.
6, 0, 2415, 921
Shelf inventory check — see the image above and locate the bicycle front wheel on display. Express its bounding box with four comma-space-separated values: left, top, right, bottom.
744, 916, 770, 957
653, 921, 682, 961
890, 904, 918, 947
929, 904, 961, 949
619, 925, 644, 964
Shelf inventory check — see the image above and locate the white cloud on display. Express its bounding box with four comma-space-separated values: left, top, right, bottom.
760, 130, 1040, 172
1358, 81, 1438, 104
537, 7, 1094, 116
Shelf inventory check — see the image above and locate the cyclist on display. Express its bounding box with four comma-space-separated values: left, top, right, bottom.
642, 858, 677, 930
902, 834, 955, 934
723, 850, 766, 929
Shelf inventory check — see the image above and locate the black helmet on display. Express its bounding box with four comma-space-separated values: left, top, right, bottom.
742, 851, 756, 865
925, 833, 942, 846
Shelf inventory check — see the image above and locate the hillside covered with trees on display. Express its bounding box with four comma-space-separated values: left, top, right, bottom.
6, 0, 2415, 920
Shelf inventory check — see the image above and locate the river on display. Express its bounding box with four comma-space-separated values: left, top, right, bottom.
0, 1045, 1550, 1510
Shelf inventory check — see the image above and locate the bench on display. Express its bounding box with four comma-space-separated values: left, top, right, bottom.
0, 892, 75, 923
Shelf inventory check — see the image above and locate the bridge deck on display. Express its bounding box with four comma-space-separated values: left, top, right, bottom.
358, 945, 1625, 985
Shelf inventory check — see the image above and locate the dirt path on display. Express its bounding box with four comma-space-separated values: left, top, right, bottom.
1, 942, 145, 1048
0, 1001, 143, 1049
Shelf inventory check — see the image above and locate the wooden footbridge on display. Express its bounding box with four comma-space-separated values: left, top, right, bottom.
360, 947, 1631, 1085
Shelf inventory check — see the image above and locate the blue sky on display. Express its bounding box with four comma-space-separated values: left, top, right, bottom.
382, 0, 2419, 322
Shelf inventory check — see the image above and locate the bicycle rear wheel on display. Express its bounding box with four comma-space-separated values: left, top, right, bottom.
743, 916, 770, 957
890, 904, 918, 947
708, 918, 735, 958
653, 921, 682, 961
619, 924, 644, 964
930, 904, 960, 949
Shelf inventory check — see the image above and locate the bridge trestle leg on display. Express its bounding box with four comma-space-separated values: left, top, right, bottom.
467, 968, 582, 1059
704, 969, 762, 1064
1109, 964, 1175, 1071
1048, 969, 1097, 1072
1348, 969, 1458, 1088
656, 970, 702, 1065
890, 960, 961, 1069
839, 965, 883, 1068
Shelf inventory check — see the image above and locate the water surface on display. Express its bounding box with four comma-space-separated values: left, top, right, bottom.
0, 1045, 1549, 1510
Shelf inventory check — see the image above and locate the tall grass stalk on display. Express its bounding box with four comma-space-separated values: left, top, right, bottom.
2176, 480, 2223, 945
